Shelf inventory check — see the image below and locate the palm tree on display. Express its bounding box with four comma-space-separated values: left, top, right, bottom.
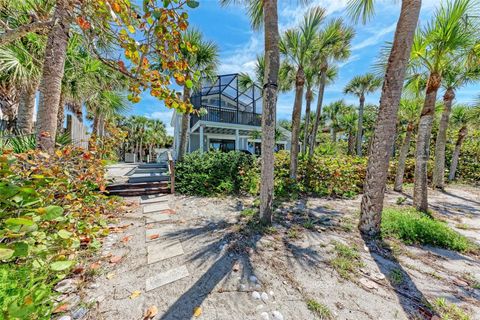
448, 105, 479, 181
393, 98, 422, 191
348, 0, 422, 236
280, 7, 325, 179
411, 0, 476, 212
432, 60, 480, 189
36, 0, 71, 152
344, 73, 382, 156
221, 0, 281, 224
338, 104, 358, 155
177, 29, 219, 161
309, 18, 354, 155
323, 100, 348, 143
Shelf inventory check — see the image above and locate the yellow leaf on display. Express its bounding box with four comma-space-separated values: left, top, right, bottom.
193, 306, 202, 317
106, 272, 116, 280
129, 290, 141, 299
143, 306, 158, 319
128, 25, 135, 33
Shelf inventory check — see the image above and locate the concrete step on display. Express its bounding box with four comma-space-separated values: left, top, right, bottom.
137, 163, 169, 169
127, 174, 170, 183
130, 167, 169, 175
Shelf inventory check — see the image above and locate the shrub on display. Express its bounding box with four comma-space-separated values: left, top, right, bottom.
0, 147, 120, 318
381, 208, 476, 252
175, 151, 254, 196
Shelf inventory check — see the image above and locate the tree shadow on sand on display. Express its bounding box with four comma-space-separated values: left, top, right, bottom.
362, 236, 438, 319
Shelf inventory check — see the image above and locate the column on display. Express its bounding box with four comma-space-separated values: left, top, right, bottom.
235, 129, 240, 151
199, 125, 204, 153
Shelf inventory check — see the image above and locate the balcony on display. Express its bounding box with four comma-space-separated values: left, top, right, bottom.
189, 73, 263, 128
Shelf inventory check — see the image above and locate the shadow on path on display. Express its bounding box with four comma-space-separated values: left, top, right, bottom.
362, 236, 437, 319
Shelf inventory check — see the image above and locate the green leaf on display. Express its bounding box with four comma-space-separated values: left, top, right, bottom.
185, 79, 193, 89
43, 206, 64, 220
0, 248, 14, 260
50, 260, 74, 271
13, 242, 29, 257
186, 0, 199, 8
58, 230, 72, 239
5, 218, 34, 226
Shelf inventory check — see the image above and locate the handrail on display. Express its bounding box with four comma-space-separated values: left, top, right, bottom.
167, 150, 175, 194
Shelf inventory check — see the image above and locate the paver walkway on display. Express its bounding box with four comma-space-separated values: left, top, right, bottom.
140, 195, 190, 292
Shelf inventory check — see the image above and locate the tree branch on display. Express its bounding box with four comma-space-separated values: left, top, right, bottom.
0, 20, 53, 45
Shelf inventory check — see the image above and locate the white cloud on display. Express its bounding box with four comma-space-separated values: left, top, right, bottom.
351, 22, 397, 51
149, 110, 174, 135
218, 35, 262, 77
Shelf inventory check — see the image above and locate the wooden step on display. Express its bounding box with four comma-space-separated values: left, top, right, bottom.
106, 181, 168, 191
106, 186, 170, 197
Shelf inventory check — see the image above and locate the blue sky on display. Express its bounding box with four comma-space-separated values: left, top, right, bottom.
127, 0, 480, 135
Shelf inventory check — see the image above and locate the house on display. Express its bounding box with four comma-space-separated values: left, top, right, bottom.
171, 73, 291, 158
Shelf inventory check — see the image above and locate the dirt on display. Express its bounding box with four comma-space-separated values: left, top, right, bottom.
75, 185, 480, 320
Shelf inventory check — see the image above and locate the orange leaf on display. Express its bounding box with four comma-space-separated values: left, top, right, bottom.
109, 256, 122, 264
143, 306, 158, 319
148, 234, 159, 240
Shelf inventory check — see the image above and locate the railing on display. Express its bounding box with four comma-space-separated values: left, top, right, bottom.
167, 150, 175, 194
190, 105, 261, 128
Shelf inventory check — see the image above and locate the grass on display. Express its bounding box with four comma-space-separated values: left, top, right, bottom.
388, 268, 404, 286
432, 298, 470, 320
303, 219, 315, 230
306, 299, 332, 319
240, 208, 257, 217
330, 241, 364, 280
381, 208, 477, 253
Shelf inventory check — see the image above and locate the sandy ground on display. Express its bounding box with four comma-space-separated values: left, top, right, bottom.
71, 185, 480, 320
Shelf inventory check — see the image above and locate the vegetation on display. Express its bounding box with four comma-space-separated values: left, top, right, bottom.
330, 241, 364, 280
306, 299, 332, 319
0, 147, 121, 318
381, 208, 476, 252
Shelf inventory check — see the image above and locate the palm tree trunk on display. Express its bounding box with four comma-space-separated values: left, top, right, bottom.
309, 65, 327, 155
331, 127, 336, 142
56, 93, 65, 134
259, 0, 279, 225
139, 135, 144, 162
178, 86, 191, 160
413, 72, 441, 213
394, 123, 414, 191
17, 83, 37, 134
356, 94, 365, 156
432, 88, 454, 189
36, 0, 71, 153
359, 0, 421, 236
93, 110, 100, 136
347, 130, 355, 155
303, 88, 312, 154
448, 126, 467, 181
0, 84, 19, 132
289, 66, 305, 179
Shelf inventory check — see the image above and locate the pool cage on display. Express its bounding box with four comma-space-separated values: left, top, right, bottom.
190, 74, 263, 127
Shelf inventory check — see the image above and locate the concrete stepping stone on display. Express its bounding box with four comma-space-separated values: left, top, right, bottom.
147, 240, 184, 264
144, 213, 171, 223
143, 203, 170, 214
145, 225, 173, 242
140, 195, 169, 205
145, 265, 189, 292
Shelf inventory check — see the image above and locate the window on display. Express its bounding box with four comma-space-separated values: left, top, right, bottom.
209, 139, 236, 152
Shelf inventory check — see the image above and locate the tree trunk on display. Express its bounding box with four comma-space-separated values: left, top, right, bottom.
393, 123, 413, 191
413, 72, 441, 213
331, 127, 337, 143
0, 84, 19, 132
359, 0, 421, 237
303, 88, 312, 154
139, 135, 144, 162
36, 0, 71, 153
432, 88, 454, 189
356, 94, 365, 156
309, 65, 327, 156
56, 93, 65, 134
17, 83, 37, 134
347, 130, 355, 155
93, 110, 100, 136
178, 86, 191, 161
448, 126, 467, 181
259, 0, 279, 225
289, 66, 305, 179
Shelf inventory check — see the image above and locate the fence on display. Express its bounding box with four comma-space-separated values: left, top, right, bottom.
66, 114, 90, 149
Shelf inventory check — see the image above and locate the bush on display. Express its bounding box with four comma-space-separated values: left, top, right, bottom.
0, 147, 120, 319
175, 151, 254, 196
381, 208, 476, 252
